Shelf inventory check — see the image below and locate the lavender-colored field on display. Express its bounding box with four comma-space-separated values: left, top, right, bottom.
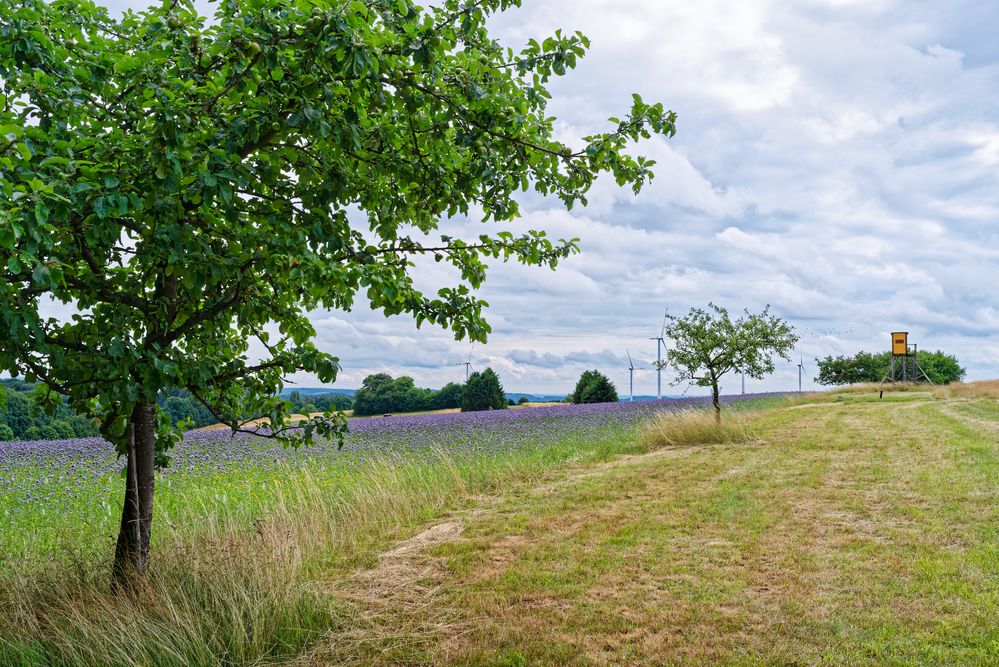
0, 395, 781, 563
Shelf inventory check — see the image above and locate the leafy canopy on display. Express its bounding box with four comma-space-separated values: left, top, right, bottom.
351, 373, 438, 415
0, 0, 676, 455
815, 350, 965, 386
659, 304, 798, 394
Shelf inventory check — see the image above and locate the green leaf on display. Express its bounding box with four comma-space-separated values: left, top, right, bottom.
34, 200, 49, 225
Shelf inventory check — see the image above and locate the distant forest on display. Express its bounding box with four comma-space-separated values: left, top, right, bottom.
0, 372, 534, 441
0, 380, 354, 442
0, 379, 100, 441
157, 389, 354, 429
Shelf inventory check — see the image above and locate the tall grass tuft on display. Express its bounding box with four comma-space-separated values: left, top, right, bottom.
0, 471, 361, 667
638, 409, 753, 449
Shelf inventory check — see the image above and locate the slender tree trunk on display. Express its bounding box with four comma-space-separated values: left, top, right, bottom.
112, 400, 157, 590
711, 382, 721, 424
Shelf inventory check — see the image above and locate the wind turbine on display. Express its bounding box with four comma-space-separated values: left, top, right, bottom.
649, 314, 666, 400
797, 352, 806, 393
626, 350, 635, 402
453, 349, 473, 382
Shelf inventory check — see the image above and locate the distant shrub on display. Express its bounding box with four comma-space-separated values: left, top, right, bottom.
353, 374, 434, 416
568, 370, 619, 404
517, 396, 530, 405
0, 424, 12, 441
50, 420, 76, 439
461, 368, 507, 412
38, 425, 60, 441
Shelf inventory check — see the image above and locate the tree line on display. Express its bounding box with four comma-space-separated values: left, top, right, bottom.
0, 383, 358, 442
351, 368, 516, 415
2, 365, 630, 442
814, 350, 965, 385
0, 379, 99, 441
352, 367, 627, 416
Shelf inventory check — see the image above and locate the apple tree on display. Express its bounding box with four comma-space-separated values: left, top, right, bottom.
658, 304, 797, 420
0, 0, 676, 585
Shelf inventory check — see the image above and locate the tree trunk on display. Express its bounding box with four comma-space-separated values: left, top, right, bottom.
112, 400, 157, 590
711, 383, 721, 424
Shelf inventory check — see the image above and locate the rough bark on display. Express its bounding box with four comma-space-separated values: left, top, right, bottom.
112, 400, 157, 590
711, 382, 721, 424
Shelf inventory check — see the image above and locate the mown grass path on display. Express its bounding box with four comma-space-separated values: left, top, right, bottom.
317, 395, 999, 665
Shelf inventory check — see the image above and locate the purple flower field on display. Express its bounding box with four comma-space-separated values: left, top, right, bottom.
0, 395, 782, 563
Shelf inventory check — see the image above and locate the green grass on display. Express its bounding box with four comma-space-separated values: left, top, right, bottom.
0, 421, 644, 667
313, 395, 999, 665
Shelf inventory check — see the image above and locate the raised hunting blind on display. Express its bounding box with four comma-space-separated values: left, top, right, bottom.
880, 330, 933, 390
891, 332, 908, 357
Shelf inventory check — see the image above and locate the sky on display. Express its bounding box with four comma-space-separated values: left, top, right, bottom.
98, 0, 999, 396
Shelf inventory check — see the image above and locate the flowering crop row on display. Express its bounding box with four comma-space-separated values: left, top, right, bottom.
0, 395, 781, 565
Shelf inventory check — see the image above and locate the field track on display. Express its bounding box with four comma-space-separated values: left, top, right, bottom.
310, 392, 999, 665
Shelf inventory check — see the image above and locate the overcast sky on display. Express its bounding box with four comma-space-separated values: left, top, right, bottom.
100, 0, 999, 396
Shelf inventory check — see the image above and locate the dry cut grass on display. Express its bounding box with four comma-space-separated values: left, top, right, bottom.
637, 408, 753, 449
934, 379, 999, 399
824, 381, 929, 394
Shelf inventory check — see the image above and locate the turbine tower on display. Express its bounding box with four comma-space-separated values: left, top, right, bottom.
453, 350, 473, 382
649, 314, 666, 400
626, 350, 635, 402
797, 352, 806, 393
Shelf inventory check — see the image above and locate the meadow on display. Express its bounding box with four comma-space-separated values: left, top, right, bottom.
1, 387, 997, 665
1, 397, 746, 569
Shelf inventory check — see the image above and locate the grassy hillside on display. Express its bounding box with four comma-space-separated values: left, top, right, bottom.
2, 388, 997, 665
308, 386, 998, 665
